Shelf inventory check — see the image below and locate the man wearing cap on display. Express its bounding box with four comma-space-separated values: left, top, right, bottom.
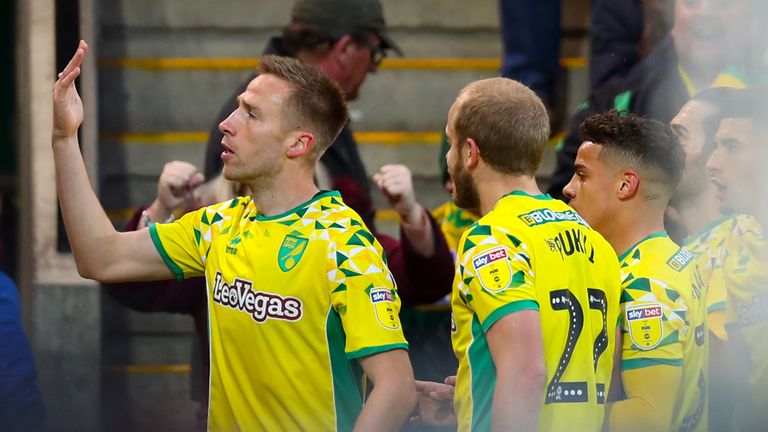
197, 0, 456, 307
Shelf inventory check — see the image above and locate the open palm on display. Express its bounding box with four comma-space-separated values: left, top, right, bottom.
52, 40, 88, 139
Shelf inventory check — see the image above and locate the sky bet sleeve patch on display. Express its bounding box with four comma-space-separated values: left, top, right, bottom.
369, 288, 400, 330
472, 246, 513, 293
626, 303, 664, 350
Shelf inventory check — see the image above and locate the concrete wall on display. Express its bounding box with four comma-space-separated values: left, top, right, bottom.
97, 0, 590, 229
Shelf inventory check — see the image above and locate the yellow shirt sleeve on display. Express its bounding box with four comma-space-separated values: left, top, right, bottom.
456, 225, 538, 333
607, 365, 682, 432
150, 206, 208, 280
620, 278, 686, 370
327, 227, 408, 359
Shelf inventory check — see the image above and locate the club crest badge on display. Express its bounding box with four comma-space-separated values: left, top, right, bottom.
472, 246, 513, 292
626, 304, 664, 350
278, 235, 308, 272
369, 288, 400, 330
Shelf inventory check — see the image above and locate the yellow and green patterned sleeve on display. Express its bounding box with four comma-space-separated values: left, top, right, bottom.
150, 206, 209, 280
620, 277, 686, 370
706, 266, 729, 340
327, 226, 408, 359
722, 216, 766, 325
455, 223, 538, 333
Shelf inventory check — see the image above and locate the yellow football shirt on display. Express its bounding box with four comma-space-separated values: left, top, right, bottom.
685, 214, 761, 341
721, 217, 768, 429
149, 191, 408, 431
616, 233, 707, 432
432, 200, 478, 256
451, 191, 622, 432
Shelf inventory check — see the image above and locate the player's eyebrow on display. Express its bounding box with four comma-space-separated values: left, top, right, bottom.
574, 162, 589, 172
237, 95, 264, 117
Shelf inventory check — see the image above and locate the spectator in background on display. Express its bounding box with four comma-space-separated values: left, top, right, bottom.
549, 0, 752, 201
589, 0, 674, 91
498, 0, 561, 108
0, 195, 45, 432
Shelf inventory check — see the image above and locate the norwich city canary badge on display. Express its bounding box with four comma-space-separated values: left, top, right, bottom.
278, 235, 308, 272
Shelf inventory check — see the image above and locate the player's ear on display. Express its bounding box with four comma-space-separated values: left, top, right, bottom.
617, 169, 640, 200
465, 138, 480, 170
287, 132, 315, 159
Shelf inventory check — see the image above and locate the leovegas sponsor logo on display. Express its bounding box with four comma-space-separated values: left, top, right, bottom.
212, 271, 302, 323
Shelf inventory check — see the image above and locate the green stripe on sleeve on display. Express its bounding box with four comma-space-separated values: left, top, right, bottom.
469, 316, 495, 432
326, 308, 363, 432
707, 301, 727, 313
622, 358, 683, 371
346, 343, 409, 360
148, 223, 185, 281
481, 300, 539, 333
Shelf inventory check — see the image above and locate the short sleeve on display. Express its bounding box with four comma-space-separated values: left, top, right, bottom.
455, 224, 538, 333
151, 206, 209, 280
327, 226, 408, 359
723, 217, 768, 328
706, 266, 729, 340
620, 278, 685, 370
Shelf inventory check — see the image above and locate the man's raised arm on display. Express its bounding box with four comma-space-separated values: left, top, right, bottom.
52, 40, 173, 282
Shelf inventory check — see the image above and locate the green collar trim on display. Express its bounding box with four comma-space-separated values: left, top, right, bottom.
502, 190, 552, 201
684, 214, 737, 246
254, 190, 340, 221
618, 231, 668, 261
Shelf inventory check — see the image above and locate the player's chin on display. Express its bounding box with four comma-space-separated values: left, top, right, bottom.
221, 167, 238, 182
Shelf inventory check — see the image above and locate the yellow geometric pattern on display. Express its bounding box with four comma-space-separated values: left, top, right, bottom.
150, 190, 407, 431
618, 233, 707, 432
450, 191, 621, 432
685, 214, 761, 340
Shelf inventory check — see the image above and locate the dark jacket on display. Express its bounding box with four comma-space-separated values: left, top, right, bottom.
548, 36, 688, 200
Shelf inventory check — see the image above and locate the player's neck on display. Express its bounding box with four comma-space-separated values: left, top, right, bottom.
677, 187, 722, 238
246, 170, 319, 218
607, 206, 666, 258
477, 171, 541, 216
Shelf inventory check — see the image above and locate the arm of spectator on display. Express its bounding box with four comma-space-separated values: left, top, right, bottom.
139, 161, 204, 229
372, 165, 455, 306
373, 164, 434, 256
375, 227, 454, 306
52, 41, 173, 283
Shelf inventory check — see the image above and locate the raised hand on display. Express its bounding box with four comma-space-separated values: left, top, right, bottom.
145, 161, 205, 224
53, 40, 88, 139
373, 164, 422, 225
